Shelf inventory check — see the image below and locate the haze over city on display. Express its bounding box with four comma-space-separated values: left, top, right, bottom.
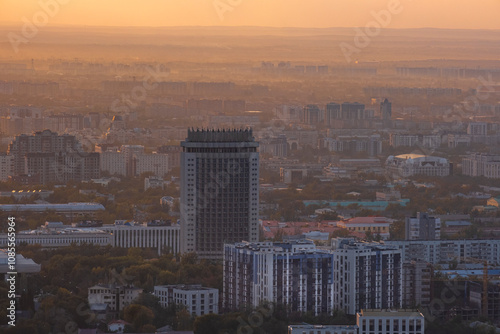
1, 0, 500, 29
0, 1, 500, 334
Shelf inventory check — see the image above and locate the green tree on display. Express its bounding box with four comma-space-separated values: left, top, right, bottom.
193, 314, 221, 334
123, 304, 155, 331
318, 210, 339, 221
330, 229, 350, 238
389, 220, 405, 240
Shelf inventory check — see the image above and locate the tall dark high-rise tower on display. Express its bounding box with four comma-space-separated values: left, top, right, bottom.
341, 102, 366, 120
303, 104, 321, 125
381, 98, 392, 121
180, 129, 259, 259
325, 102, 341, 126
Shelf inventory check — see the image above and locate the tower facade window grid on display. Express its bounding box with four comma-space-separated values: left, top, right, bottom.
180, 129, 259, 259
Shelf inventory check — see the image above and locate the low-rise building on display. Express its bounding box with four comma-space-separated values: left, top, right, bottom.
323, 159, 383, 179
385, 154, 452, 178
304, 199, 409, 212
153, 285, 218, 316
88, 285, 143, 314
337, 217, 393, 240
145, 176, 164, 190
103, 222, 180, 254
375, 190, 401, 201
0, 202, 105, 220
288, 309, 425, 334
448, 134, 471, 148
280, 167, 308, 184
1, 231, 112, 248
356, 309, 425, 334
0, 189, 53, 199
288, 324, 358, 334
0, 221, 180, 255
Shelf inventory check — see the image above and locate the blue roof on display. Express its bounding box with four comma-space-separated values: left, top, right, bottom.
303, 199, 409, 211
437, 269, 500, 278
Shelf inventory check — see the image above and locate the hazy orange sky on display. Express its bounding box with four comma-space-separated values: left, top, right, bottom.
1, 0, 500, 29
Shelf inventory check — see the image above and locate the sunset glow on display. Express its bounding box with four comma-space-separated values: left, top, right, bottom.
1, 0, 500, 29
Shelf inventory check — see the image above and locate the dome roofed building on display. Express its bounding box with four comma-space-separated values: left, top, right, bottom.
386, 154, 452, 178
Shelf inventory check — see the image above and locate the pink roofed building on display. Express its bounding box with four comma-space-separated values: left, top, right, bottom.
336, 216, 394, 239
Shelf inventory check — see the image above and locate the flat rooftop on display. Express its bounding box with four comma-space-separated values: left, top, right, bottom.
0, 250, 41, 274
185, 128, 255, 143
359, 309, 424, 317
155, 284, 217, 291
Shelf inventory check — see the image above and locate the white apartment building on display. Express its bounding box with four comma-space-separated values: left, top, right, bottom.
389, 134, 419, 147
467, 122, 487, 136
223, 240, 333, 315
462, 153, 500, 178
385, 239, 500, 265
0, 153, 13, 181
153, 285, 218, 316
225, 240, 404, 316
389, 133, 442, 149
100, 151, 127, 176
136, 153, 169, 177
88, 285, 143, 313
332, 242, 402, 315
101, 147, 169, 177
421, 135, 442, 149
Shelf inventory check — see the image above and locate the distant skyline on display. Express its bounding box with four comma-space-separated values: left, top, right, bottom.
1, 0, 500, 30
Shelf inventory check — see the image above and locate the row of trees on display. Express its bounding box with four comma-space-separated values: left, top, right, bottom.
259, 170, 499, 224
3, 244, 361, 333
0, 244, 222, 332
